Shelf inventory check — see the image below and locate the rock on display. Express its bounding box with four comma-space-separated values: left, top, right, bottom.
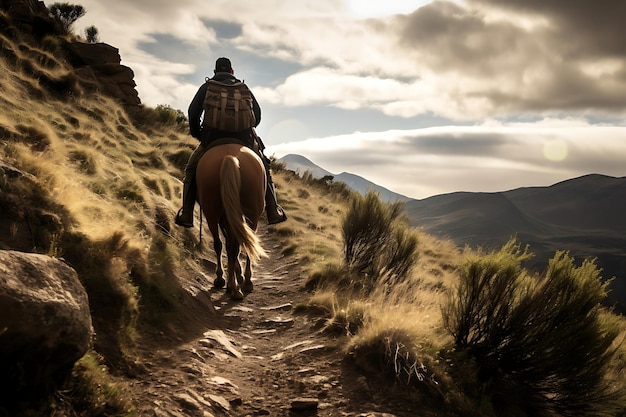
261, 302, 293, 311
208, 394, 231, 411
66, 42, 121, 66
261, 316, 295, 327
173, 392, 202, 411
202, 329, 242, 358
291, 397, 319, 411
66, 41, 141, 106
186, 388, 213, 409
0, 250, 93, 403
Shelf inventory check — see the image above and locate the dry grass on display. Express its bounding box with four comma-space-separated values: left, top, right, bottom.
268, 166, 347, 269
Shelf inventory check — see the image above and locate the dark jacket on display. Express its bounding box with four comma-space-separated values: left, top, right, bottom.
187, 72, 261, 144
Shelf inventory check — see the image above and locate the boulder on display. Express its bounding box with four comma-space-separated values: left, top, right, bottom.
0, 250, 93, 403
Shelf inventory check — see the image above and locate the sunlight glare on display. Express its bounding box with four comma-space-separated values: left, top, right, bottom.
543, 139, 568, 162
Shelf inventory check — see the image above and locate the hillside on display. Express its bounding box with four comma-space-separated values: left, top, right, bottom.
280, 151, 626, 310
405, 174, 626, 310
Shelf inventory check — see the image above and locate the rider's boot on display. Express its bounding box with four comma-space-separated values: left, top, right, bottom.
265, 173, 287, 225
175, 179, 196, 228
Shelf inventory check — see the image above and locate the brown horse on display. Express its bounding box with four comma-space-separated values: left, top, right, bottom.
196, 142, 267, 300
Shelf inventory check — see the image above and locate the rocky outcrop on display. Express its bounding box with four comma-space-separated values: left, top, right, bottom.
0, 250, 93, 403
66, 41, 141, 106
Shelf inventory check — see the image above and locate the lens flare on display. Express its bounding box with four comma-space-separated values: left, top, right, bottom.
543, 139, 568, 161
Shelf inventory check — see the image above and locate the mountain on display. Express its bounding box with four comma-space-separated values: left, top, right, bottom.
405, 174, 626, 311
279, 154, 411, 202
279, 154, 333, 178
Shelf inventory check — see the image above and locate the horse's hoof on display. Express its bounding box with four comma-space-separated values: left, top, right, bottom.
214, 277, 226, 289
230, 289, 244, 301
242, 281, 253, 294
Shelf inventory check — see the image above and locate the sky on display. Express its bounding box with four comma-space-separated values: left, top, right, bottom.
73, 0, 626, 199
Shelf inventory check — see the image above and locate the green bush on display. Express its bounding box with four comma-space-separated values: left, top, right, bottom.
342, 191, 418, 285
443, 239, 623, 416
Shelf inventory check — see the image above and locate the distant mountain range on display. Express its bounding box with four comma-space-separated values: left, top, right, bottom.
278, 154, 411, 202
405, 174, 626, 311
279, 154, 626, 311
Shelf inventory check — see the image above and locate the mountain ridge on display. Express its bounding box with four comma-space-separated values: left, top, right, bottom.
405, 173, 626, 310
279, 153, 412, 202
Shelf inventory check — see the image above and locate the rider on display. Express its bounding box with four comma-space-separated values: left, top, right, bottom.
175, 57, 287, 228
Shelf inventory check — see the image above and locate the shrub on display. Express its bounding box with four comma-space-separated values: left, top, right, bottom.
443, 239, 624, 416
59, 350, 134, 416
342, 191, 418, 285
84, 25, 99, 43
48, 3, 86, 33
130, 104, 189, 133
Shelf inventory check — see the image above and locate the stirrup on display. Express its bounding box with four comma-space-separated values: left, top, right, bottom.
175, 208, 194, 228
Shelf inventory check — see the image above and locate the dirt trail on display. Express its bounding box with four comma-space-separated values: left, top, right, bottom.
124, 227, 416, 417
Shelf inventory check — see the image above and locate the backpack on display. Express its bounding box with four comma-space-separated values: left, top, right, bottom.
202, 79, 256, 132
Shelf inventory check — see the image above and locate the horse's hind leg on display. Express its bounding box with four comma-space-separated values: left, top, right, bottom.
225, 237, 244, 300
210, 225, 225, 289
242, 254, 253, 294
235, 255, 244, 285
213, 237, 225, 289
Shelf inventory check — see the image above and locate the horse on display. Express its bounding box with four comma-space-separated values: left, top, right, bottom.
196, 142, 267, 300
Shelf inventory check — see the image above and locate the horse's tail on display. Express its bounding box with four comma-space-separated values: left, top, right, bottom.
220, 155, 266, 261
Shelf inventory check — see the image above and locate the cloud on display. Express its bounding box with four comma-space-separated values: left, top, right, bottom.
64, 2, 624, 199
394, 1, 626, 116
76, 0, 626, 118
470, 0, 626, 59
268, 120, 626, 198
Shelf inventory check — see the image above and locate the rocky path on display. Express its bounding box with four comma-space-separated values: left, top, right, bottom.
124, 229, 410, 417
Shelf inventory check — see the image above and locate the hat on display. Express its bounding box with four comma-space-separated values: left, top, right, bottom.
215, 57, 232, 72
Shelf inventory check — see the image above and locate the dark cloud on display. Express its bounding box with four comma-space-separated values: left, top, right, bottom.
469, 0, 626, 59
394, 0, 626, 116
398, 2, 530, 76
401, 132, 514, 156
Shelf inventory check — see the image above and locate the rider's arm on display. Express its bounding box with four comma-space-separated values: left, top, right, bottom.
188, 84, 207, 140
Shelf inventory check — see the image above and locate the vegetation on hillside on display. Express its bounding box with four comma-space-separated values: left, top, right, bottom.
1, 3, 625, 416
304, 191, 626, 416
